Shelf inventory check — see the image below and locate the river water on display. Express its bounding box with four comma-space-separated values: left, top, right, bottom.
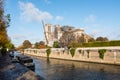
32, 57, 120, 80
15, 52, 120, 80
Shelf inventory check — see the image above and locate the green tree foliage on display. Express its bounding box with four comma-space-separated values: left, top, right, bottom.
5, 41, 14, 49
53, 41, 60, 48
69, 41, 82, 48
109, 40, 120, 46
70, 48, 76, 57
98, 49, 106, 59
82, 40, 120, 47
22, 40, 32, 49
46, 48, 51, 57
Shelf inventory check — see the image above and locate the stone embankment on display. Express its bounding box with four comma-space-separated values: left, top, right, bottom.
0, 53, 43, 80
24, 46, 120, 65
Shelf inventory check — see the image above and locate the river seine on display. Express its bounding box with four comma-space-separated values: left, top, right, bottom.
31, 56, 120, 80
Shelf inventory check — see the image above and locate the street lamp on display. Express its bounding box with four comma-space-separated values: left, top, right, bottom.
0, 46, 2, 50
0, 46, 3, 56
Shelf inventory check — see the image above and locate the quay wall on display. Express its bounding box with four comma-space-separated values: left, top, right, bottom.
24, 47, 120, 65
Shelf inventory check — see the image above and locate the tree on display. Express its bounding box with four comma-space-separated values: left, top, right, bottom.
59, 32, 91, 48
103, 37, 109, 41
0, 0, 11, 54
59, 31, 76, 47
39, 41, 45, 45
0, 0, 8, 46
96, 36, 109, 42
78, 34, 85, 43
34, 41, 46, 49
88, 37, 95, 42
0, 30, 9, 46
16, 45, 24, 51
5, 41, 14, 50
53, 41, 60, 48
34, 42, 39, 49
39, 41, 46, 49
22, 40, 32, 49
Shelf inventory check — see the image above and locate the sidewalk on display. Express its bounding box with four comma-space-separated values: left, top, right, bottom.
0, 53, 43, 80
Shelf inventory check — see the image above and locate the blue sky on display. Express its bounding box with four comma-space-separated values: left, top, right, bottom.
5, 0, 120, 47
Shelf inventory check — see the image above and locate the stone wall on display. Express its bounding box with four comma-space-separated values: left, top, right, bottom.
24, 47, 120, 65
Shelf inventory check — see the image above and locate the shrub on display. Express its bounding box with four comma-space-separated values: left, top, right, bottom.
70, 48, 76, 57
98, 49, 106, 59
46, 48, 51, 57
34, 50, 37, 53
82, 40, 120, 47
53, 41, 60, 48
78, 50, 82, 54
86, 50, 90, 58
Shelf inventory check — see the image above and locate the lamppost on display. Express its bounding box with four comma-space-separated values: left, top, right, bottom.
0, 46, 3, 56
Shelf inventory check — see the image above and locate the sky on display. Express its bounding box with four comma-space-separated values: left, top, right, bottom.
5, 0, 120, 47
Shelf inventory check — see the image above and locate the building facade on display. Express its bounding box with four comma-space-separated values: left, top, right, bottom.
44, 24, 91, 46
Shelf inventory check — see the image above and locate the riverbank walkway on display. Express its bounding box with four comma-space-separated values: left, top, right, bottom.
0, 53, 43, 80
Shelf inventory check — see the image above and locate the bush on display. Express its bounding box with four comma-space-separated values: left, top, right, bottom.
82, 40, 120, 47
70, 48, 76, 57
86, 50, 90, 58
98, 49, 106, 59
53, 41, 60, 48
46, 48, 51, 57
78, 50, 82, 54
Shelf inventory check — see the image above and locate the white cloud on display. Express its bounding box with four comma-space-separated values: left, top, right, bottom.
85, 14, 96, 23
19, 1, 53, 22
55, 16, 64, 21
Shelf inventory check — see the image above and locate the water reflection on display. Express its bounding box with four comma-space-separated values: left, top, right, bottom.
32, 56, 120, 80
